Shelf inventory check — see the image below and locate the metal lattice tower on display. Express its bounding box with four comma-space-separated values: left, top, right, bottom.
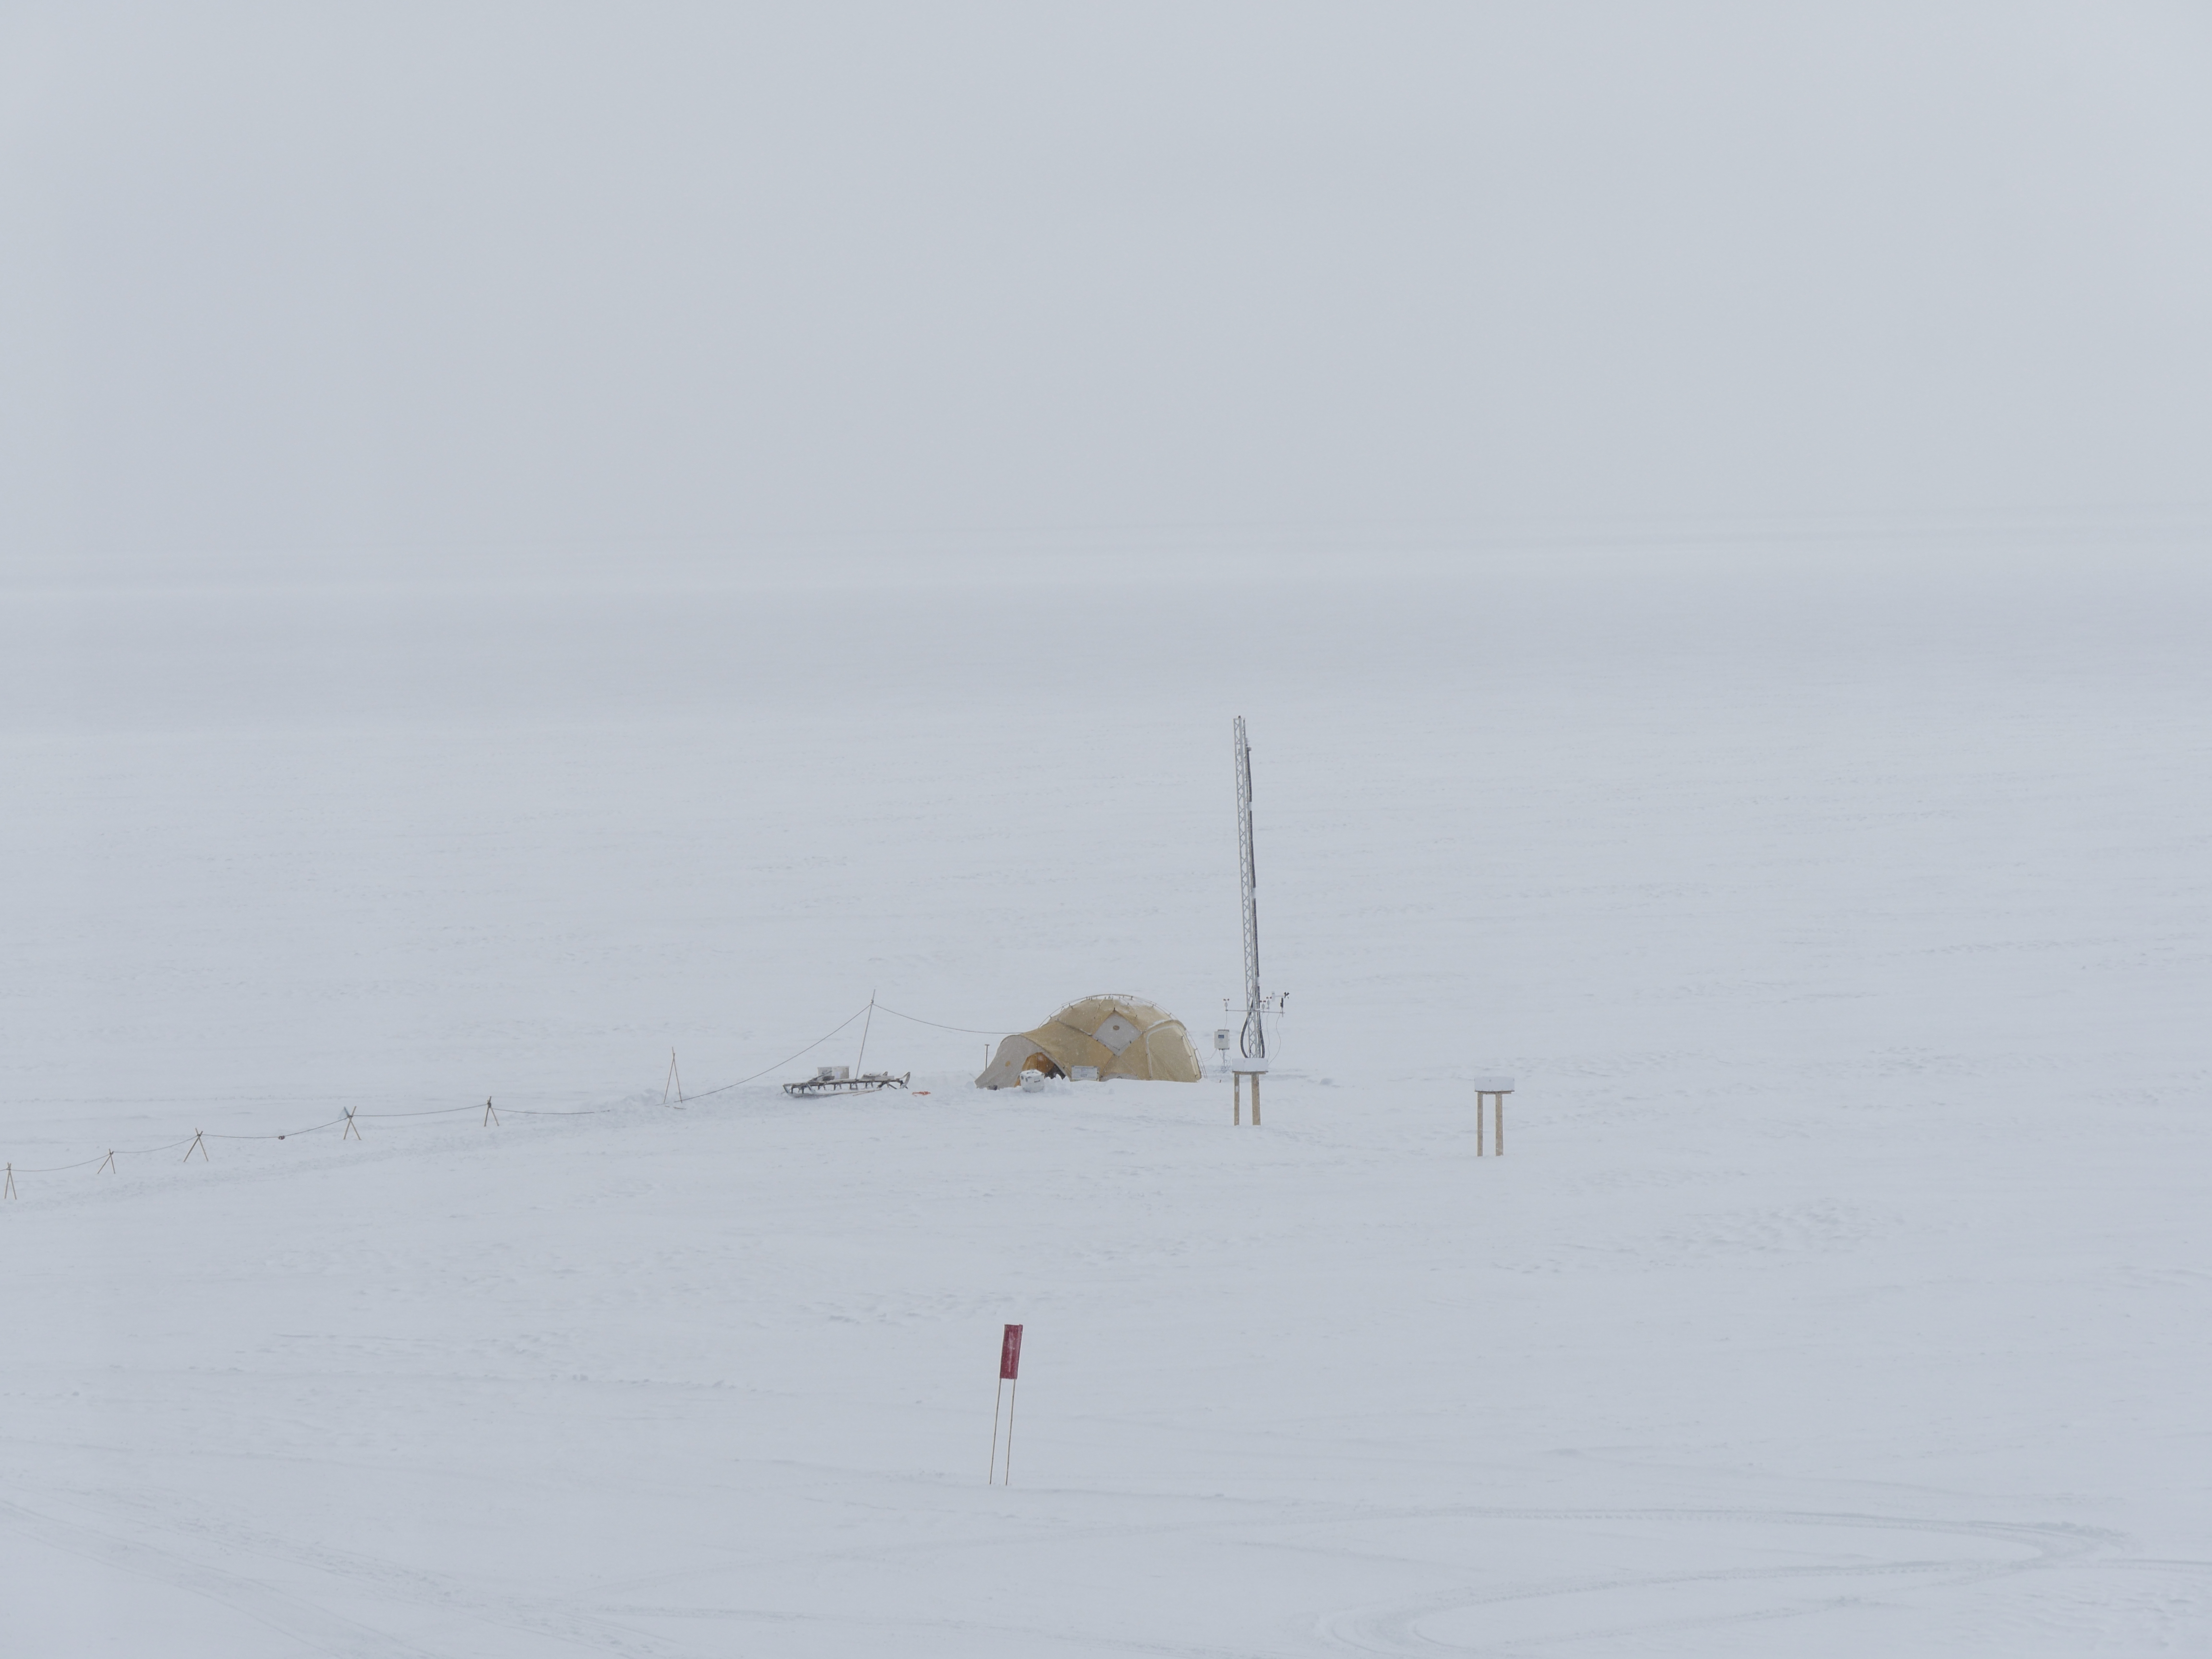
1233, 715, 1266, 1061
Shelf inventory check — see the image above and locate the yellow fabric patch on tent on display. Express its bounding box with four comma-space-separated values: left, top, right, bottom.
975, 995, 1203, 1089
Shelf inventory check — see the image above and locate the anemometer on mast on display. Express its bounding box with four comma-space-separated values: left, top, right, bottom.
1226, 715, 1279, 1125
1234, 715, 1267, 1063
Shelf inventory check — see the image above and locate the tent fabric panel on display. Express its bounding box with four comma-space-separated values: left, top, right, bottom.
973, 994, 1203, 1089
1137, 1019, 1202, 1082
976, 1034, 1046, 1090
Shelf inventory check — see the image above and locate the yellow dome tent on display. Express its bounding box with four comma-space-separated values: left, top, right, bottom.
975, 994, 1203, 1089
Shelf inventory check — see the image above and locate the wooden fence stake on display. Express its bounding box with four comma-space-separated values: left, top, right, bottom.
341, 1108, 362, 1142
1232, 1069, 1265, 1127
1474, 1080, 1515, 1156
98, 1151, 115, 1174
483, 1096, 500, 1127
3, 1163, 13, 1200
184, 1131, 207, 1163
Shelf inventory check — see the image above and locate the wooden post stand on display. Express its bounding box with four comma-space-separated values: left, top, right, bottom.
1474, 1076, 1515, 1156
483, 1096, 500, 1127
2, 1163, 13, 1200
342, 1108, 362, 1142
183, 1131, 208, 1164
1231, 1062, 1268, 1127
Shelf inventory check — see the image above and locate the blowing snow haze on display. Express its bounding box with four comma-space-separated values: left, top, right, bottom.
6, 11, 2212, 1658
5, 2, 2211, 581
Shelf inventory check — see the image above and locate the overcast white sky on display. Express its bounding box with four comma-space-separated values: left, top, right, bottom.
4, 3, 2208, 583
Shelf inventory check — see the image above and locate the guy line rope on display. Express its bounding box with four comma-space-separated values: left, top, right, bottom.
2, 997, 1012, 1198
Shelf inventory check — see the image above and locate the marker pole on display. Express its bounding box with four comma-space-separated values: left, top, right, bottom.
992, 1323, 1024, 1484
989, 1377, 1004, 1482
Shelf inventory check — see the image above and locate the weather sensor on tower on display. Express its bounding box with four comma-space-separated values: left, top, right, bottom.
1227, 716, 1279, 1126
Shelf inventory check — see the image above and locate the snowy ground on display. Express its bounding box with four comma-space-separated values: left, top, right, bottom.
3, 547, 2208, 1654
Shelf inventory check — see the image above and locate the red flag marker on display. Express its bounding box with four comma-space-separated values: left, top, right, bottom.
989, 1323, 1023, 1484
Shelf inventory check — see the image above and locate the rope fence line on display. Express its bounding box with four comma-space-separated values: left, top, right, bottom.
346, 1103, 486, 1120
204, 1117, 349, 1142
15, 1135, 199, 1173
15, 1153, 124, 1175
1, 995, 1022, 1199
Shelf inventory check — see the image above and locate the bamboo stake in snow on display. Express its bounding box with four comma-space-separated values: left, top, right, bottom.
990, 1324, 1023, 1484
988, 1376, 1004, 1482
